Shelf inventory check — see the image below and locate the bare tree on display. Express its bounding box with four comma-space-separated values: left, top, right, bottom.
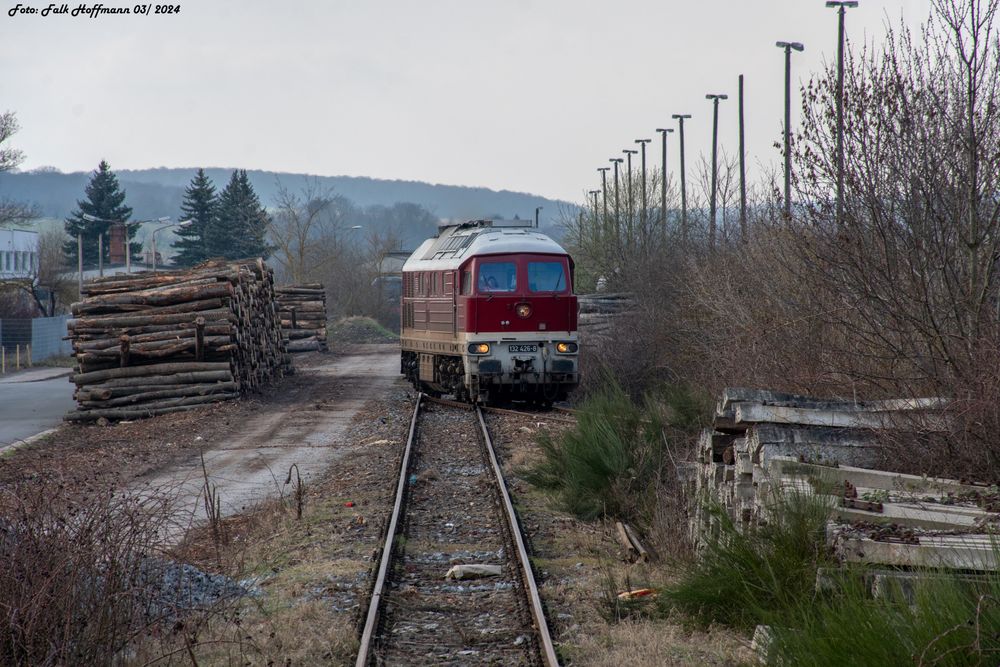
790, 0, 1000, 378
34, 227, 73, 315
0, 111, 39, 227
360, 226, 405, 324
0, 229, 72, 317
0, 111, 24, 173
559, 166, 682, 292
765, 0, 1000, 473
268, 178, 350, 283
695, 151, 740, 245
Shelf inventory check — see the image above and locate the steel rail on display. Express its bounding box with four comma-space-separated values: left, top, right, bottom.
475, 405, 560, 667
355, 393, 422, 667
422, 393, 576, 424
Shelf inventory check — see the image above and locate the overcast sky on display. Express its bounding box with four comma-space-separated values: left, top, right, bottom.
2, 0, 929, 203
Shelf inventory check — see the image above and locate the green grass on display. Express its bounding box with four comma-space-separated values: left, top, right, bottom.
661, 490, 834, 632
526, 381, 685, 523
771, 567, 1000, 666
663, 489, 1000, 665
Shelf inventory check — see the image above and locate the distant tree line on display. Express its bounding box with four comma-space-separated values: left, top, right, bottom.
172, 168, 271, 265
62, 164, 272, 267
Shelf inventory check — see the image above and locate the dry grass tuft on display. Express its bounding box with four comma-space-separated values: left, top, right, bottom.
568, 619, 750, 666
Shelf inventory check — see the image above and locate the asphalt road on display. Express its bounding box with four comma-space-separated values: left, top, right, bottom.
0, 368, 75, 449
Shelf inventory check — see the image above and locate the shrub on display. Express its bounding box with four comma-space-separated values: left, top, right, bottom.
0, 477, 172, 666
771, 566, 1000, 666
526, 380, 693, 523
661, 490, 833, 631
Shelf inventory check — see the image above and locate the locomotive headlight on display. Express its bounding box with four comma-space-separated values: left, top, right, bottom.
515, 303, 532, 318
469, 343, 490, 354
555, 342, 578, 354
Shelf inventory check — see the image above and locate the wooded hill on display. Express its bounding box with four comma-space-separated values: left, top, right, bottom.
0, 167, 574, 247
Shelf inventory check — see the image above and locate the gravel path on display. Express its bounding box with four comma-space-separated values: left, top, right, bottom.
138, 348, 399, 536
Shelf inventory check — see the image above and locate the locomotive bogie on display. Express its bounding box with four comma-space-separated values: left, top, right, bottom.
402, 333, 578, 403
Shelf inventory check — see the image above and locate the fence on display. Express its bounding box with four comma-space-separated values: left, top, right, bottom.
0, 314, 71, 370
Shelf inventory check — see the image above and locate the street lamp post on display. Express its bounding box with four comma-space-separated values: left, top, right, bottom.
151, 220, 192, 272
623, 149, 637, 230
610, 158, 623, 224
672, 113, 692, 242
78, 214, 102, 293
776, 40, 805, 219
635, 139, 651, 228
655, 128, 673, 228
610, 158, 624, 249
706, 94, 729, 250
739, 74, 748, 242
597, 167, 610, 231
826, 1, 858, 226
83, 213, 170, 274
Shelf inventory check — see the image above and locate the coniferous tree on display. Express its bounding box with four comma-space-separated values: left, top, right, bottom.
64, 160, 135, 266
207, 169, 271, 260
172, 168, 218, 266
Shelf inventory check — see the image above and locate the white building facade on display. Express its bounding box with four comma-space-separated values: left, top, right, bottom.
0, 228, 39, 280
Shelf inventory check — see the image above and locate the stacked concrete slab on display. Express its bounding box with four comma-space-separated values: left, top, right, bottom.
693, 388, 1000, 572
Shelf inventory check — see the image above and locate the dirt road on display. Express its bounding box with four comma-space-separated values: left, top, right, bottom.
138, 345, 399, 530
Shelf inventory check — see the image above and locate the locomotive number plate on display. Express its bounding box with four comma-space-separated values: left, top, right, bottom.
508, 344, 538, 353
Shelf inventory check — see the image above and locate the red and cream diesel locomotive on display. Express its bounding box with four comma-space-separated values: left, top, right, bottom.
400, 219, 579, 404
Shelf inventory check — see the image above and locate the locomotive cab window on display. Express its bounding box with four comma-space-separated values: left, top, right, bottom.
478, 262, 517, 292
461, 270, 471, 295
528, 261, 568, 292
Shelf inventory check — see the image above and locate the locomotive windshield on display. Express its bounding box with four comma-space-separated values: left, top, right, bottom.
528, 261, 567, 292
478, 261, 517, 292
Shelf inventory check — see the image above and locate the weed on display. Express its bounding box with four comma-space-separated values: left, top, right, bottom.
284, 463, 304, 520
770, 568, 1000, 666
200, 450, 226, 566
861, 488, 890, 503
661, 490, 834, 631
0, 476, 173, 665
525, 380, 667, 522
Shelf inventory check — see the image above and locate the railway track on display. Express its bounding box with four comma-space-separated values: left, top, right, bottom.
356, 394, 559, 666
423, 394, 577, 423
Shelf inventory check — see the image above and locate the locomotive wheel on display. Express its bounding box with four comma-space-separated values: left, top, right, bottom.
420, 382, 442, 398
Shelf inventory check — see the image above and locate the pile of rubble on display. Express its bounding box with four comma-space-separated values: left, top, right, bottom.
66, 259, 287, 421
692, 388, 1000, 572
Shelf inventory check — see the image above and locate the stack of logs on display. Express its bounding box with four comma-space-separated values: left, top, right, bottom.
692, 389, 1000, 573
65, 258, 288, 422
275, 284, 328, 353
